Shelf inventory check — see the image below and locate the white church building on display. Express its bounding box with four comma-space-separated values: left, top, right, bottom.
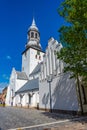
6, 18, 87, 114
6, 18, 44, 108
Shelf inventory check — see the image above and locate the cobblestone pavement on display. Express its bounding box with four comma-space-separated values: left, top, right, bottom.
48, 122, 87, 130
0, 107, 87, 130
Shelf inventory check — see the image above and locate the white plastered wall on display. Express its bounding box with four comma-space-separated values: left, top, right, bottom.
22, 48, 44, 77
39, 73, 79, 112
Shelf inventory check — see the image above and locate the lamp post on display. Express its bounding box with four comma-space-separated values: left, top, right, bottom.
11, 89, 13, 106
47, 75, 53, 113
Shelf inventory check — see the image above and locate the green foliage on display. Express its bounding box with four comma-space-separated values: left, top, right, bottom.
57, 0, 87, 86
58, 0, 87, 25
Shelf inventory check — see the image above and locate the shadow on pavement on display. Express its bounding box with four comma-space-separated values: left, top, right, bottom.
41, 111, 78, 120
41, 111, 87, 124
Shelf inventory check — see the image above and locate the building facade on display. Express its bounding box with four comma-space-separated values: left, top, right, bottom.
39, 38, 79, 114
0, 87, 7, 104
39, 37, 87, 114
6, 68, 28, 106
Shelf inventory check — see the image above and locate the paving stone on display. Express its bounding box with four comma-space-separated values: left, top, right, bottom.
0, 107, 87, 130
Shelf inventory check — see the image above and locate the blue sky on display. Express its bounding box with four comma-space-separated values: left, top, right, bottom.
0, 0, 65, 92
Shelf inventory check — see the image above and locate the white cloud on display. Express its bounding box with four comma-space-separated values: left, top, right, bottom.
6, 55, 11, 60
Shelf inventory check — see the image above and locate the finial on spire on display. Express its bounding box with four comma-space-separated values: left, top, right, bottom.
32, 17, 36, 26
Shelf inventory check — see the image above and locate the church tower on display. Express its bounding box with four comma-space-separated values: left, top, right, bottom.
22, 18, 44, 77
26, 18, 41, 50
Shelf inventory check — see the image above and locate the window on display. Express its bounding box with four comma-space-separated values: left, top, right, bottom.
35, 55, 37, 59
37, 51, 40, 55
28, 33, 30, 40
31, 32, 34, 38
35, 33, 37, 38
39, 55, 41, 60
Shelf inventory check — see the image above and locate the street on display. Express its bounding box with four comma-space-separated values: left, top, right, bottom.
0, 107, 87, 130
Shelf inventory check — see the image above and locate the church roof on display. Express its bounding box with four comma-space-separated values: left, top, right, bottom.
22, 46, 45, 55
16, 71, 28, 80
29, 62, 42, 77
26, 41, 42, 51
15, 78, 39, 94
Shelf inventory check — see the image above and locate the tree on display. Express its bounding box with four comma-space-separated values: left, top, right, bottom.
57, 0, 87, 114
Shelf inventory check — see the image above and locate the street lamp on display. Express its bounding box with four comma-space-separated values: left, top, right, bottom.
47, 74, 53, 113
11, 89, 13, 106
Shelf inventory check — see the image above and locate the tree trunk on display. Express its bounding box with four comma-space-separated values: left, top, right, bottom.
77, 74, 83, 115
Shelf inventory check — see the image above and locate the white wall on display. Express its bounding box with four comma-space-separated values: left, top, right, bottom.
39, 38, 79, 112
6, 68, 16, 106
16, 91, 39, 108
39, 80, 50, 109
31, 92, 39, 107
6, 67, 28, 106
22, 48, 44, 77
15, 79, 27, 92
22, 49, 30, 77
5, 85, 11, 106
13, 79, 28, 106
39, 73, 79, 112
29, 48, 44, 74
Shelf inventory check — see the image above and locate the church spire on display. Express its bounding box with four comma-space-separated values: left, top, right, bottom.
32, 17, 36, 26
26, 17, 42, 50
29, 17, 38, 31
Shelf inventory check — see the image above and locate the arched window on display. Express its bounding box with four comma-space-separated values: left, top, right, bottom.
31, 32, 34, 38
35, 33, 37, 38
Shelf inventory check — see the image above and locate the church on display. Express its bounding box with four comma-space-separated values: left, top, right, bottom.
6, 18, 44, 108
6, 18, 87, 114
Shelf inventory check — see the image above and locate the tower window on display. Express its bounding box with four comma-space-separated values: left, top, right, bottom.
35, 33, 37, 38
31, 32, 34, 38
29, 33, 30, 40
39, 55, 41, 60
